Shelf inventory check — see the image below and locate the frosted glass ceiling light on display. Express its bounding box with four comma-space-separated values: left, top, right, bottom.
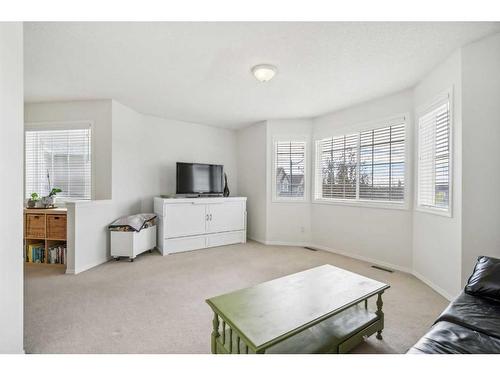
252, 64, 277, 82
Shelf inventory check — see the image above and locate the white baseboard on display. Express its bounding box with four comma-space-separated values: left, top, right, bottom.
264, 240, 311, 247
73, 257, 111, 274
310, 243, 413, 274
250, 240, 454, 301
248, 237, 311, 248
412, 271, 454, 301
248, 239, 412, 274
247, 236, 266, 244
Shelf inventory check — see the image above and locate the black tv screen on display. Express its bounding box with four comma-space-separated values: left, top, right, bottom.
176, 162, 223, 194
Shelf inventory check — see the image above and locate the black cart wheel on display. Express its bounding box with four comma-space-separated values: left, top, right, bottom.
129, 258, 134, 262
114, 257, 120, 261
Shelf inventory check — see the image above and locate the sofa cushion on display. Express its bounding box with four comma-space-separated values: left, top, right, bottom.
436, 292, 500, 340
465, 256, 500, 302
408, 321, 500, 354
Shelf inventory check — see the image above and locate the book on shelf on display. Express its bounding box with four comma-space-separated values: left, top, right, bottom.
26, 243, 66, 265
27, 243, 44, 263
48, 244, 66, 265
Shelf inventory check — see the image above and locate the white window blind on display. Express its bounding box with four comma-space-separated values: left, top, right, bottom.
274, 141, 306, 199
315, 134, 358, 200
359, 123, 405, 202
25, 127, 92, 200
314, 117, 406, 205
417, 98, 450, 211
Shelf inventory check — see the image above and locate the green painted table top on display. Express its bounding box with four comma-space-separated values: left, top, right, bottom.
206, 264, 389, 350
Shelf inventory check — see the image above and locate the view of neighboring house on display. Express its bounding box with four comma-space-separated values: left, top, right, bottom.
276, 167, 304, 197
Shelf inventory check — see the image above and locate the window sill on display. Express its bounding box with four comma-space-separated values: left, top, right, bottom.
415, 205, 452, 218
312, 198, 408, 211
272, 198, 310, 204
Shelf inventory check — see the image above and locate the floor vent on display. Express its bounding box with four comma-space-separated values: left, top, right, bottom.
304, 246, 318, 251
371, 265, 394, 273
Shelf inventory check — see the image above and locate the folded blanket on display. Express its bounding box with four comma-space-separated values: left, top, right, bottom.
108, 213, 157, 232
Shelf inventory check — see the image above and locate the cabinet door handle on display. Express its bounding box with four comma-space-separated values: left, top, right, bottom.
206, 214, 209, 221
209, 214, 212, 221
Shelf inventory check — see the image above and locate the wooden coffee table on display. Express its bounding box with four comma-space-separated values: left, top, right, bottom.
206, 264, 390, 354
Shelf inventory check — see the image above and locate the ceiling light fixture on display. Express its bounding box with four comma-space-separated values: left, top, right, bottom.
251, 64, 277, 82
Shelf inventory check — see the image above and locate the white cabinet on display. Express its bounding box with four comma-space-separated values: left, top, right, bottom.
206, 201, 245, 233
154, 197, 247, 255
164, 203, 207, 238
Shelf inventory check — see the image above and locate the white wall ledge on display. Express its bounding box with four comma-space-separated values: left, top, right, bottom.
65, 199, 113, 207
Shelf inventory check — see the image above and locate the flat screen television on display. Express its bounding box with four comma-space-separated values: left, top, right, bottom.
176, 162, 224, 195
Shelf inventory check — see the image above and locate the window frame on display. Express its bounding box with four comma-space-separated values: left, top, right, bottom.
24, 120, 95, 202
415, 89, 453, 218
312, 114, 410, 210
272, 136, 309, 203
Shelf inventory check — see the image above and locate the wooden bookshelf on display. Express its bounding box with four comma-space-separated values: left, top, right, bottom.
24, 208, 67, 266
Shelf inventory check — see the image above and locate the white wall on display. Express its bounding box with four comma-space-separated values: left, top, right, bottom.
311, 90, 414, 271
236, 122, 267, 242
24, 100, 113, 200
412, 50, 463, 299
112, 100, 238, 213
461, 32, 500, 284
0, 22, 24, 353
66, 200, 119, 274
265, 119, 313, 245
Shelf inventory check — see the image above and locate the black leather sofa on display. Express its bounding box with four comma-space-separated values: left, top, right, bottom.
409, 256, 500, 354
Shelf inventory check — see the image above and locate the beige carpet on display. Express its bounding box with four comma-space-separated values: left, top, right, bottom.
24, 241, 448, 354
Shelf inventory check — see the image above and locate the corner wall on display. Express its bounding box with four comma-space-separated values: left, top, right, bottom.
236, 122, 267, 242
412, 50, 463, 300
0, 22, 24, 353
265, 119, 313, 245
461, 32, 500, 284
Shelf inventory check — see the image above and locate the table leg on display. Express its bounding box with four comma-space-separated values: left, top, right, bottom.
376, 292, 384, 340
211, 312, 220, 354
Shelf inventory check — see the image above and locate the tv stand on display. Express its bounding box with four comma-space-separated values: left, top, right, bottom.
153, 197, 247, 254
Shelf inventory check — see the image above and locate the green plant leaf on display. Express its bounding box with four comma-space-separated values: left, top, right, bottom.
49, 188, 62, 197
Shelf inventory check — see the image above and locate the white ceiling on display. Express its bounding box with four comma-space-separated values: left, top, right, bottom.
24, 22, 500, 129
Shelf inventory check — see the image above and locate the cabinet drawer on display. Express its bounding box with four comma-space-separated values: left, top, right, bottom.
47, 214, 67, 239
164, 236, 207, 254
207, 231, 245, 248
338, 320, 381, 354
26, 214, 45, 238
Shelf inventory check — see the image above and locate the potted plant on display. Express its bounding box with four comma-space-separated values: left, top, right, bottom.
42, 188, 62, 208
27, 192, 40, 208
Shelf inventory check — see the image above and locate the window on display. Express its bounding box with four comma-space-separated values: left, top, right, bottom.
359, 123, 405, 201
25, 124, 92, 200
314, 117, 406, 206
273, 140, 306, 200
417, 95, 451, 213
316, 134, 358, 199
